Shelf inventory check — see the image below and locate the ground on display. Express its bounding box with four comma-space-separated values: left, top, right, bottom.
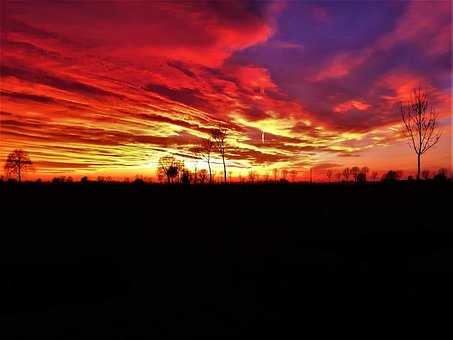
1, 181, 452, 337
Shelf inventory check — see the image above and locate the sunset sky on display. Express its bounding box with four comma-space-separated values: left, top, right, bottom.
1, 0, 451, 180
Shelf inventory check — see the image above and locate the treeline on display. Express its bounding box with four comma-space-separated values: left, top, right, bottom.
1, 167, 450, 185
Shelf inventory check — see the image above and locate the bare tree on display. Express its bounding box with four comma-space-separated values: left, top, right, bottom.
212, 127, 227, 183
248, 170, 257, 183
281, 169, 288, 182
272, 168, 279, 182
361, 166, 369, 177
4, 149, 34, 182
197, 137, 214, 184
401, 88, 442, 180
342, 167, 351, 182
351, 166, 360, 182
158, 156, 182, 183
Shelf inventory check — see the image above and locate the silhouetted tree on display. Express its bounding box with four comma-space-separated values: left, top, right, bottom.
272, 168, 279, 182
401, 88, 442, 180
197, 137, 214, 184
212, 127, 227, 183
361, 166, 369, 177
351, 167, 360, 182
181, 169, 191, 184
248, 170, 257, 183
4, 149, 33, 182
198, 169, 208, 184
158, 156, 182, 183
281, 169, 288, 182
342, 168, 351, 182
81, 176, 89, 184
356, 173, 366, 184
421, 169, 431, 180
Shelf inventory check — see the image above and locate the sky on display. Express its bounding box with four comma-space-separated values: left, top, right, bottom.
1, 0, 451, 180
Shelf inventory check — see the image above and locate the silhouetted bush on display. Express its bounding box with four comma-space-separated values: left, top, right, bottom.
133, 178, 145, 185
382, 170, 401, 182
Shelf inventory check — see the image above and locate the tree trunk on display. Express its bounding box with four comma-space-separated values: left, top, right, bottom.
208, 160, 212, 184
417, 153, 421, 181
222, 155, 226, 183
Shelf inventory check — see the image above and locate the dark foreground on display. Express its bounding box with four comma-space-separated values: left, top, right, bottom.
1, 181, 452, 337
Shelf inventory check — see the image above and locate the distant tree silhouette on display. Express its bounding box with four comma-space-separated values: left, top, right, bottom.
197, 137, 214, 183
181, 169, 191, 184
4, 149, 34, 182
326, 170, 333, 183
272, 168, 279, 182
401, 88, 442, 180
212, 127, 227, 183
158, 156, 182, 183
361, 166, 369, 177
281, 169, 288, 182
133, 178, 145, 185
351, 167, 360, 182
356, 172, 366, 184
248, 170, 257, 183
357, 167, 369, 183
342, 168, 351, 182
382, 170, 402, 182
81, 176, 89, 184
197, 169, 208, 184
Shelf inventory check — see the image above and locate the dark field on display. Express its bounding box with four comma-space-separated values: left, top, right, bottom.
1, 181, 452, 337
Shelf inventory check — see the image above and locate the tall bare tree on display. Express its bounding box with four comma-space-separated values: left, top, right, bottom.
212, 127, 227, 183
401, 88, 441, 180
4, 149, 34, 182
197, 137, 214, 184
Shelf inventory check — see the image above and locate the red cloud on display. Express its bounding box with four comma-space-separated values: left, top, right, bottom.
4, 1, 278, 67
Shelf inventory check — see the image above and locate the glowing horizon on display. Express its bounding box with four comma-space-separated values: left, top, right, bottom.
1, 1, 451, 180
